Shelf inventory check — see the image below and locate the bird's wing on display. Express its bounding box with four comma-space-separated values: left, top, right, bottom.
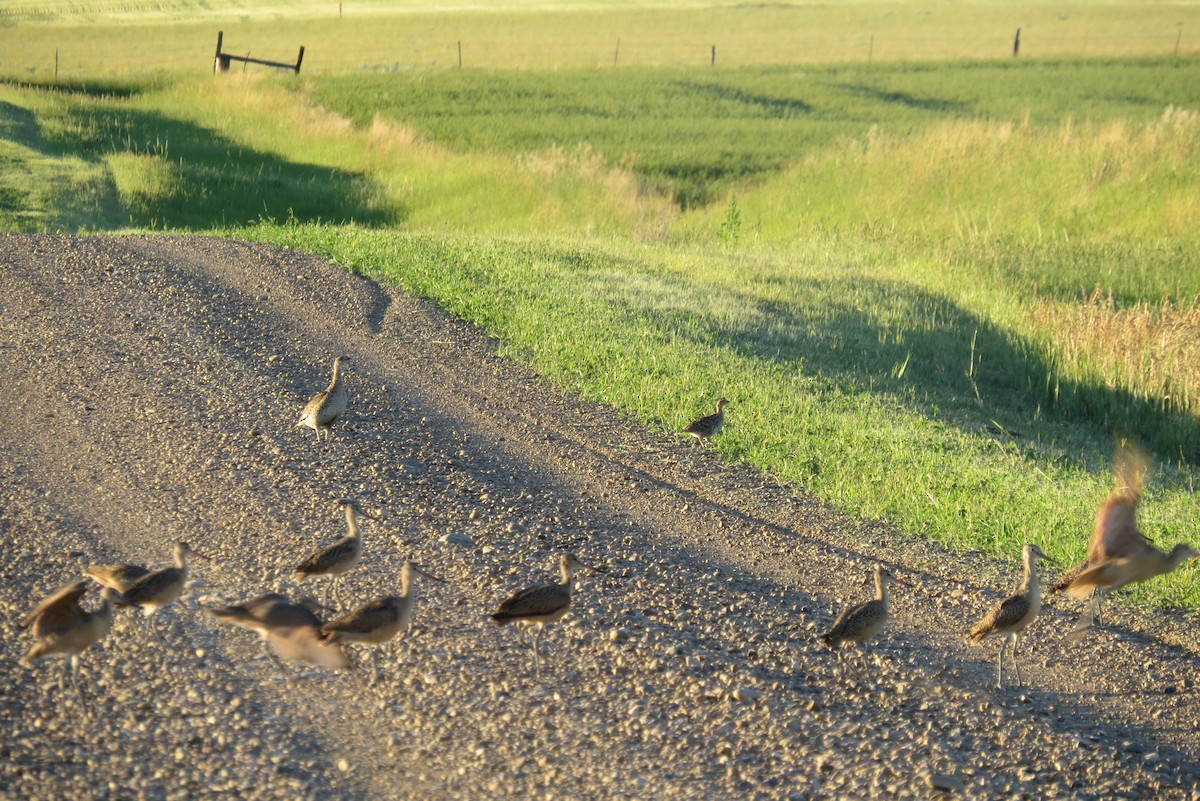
494, 584, 570, 619
1090, 494, 1147, 562
20, 579, 89, 632
683, 412, 719, 434
122, 567, 181, 604
323, 598, 398, 635
970, 593, 1032, 641
294, 539, 355, 575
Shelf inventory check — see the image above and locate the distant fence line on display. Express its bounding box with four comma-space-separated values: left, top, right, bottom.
8, 28, 1197, 81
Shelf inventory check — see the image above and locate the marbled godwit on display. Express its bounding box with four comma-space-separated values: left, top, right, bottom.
297, 355, 349, 441
1055, 447, 1197, 633
492, 553, 600, 674
208, 593, 349, 672
682, 397, 729, 446
968, 543, 1049, 689
321, 561, 443, 683
21, 585, 119, 713
821, 565, 898, 682
1066, 544, 1198, 607
120, 541, 208, 637
1050, 446, 1148, 626
293, 499, 375, 606
83, 563, 151, 593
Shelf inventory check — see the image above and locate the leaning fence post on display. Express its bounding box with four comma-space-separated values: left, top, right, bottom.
1013, 27, 1021, 57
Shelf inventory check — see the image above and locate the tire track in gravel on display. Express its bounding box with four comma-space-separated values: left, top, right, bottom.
1, 233, 1198, 800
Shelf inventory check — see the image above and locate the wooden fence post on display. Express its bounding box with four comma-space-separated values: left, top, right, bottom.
613, 38, 620, 68
458, 40, 462, 68
1013, 28, 1021, 57
711, 45, 716, 66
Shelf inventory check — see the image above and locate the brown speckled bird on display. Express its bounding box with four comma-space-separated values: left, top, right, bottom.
1050, 446, 1148, 621
682, 397, 729, 445
492, 553, 600, 674
296, 356, 349, 441
293, 499, 375, 606
21, 582, 119, 713
321, 561, 443, 683
1053, 446, 1198, 633
822, 565, 898, 681
968, 543, 1048, 689
120, 541, 208, 636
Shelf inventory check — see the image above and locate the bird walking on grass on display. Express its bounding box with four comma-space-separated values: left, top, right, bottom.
321, 561, 444, 683
21, 581, 120, 714
297, 355, 349, 441
294, 499, 375, 607
209, 593, 350, 673
492, 553, 601, 675
821, 565, 899, 682
682, 397, 729, 446
968, 543, 1049, 689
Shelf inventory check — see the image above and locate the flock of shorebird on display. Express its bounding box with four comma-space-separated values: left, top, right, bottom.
17, 357, 1200, 713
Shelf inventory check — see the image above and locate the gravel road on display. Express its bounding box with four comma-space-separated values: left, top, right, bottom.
1, 233, 1198, 800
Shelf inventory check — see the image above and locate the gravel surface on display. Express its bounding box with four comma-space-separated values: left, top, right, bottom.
1, 232, 1198, 800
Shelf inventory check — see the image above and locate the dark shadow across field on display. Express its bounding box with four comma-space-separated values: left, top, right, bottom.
0, 81, 396, 231
584, 264, 1199, 462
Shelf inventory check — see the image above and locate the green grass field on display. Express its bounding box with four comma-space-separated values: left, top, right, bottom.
1, 1, 1199, 608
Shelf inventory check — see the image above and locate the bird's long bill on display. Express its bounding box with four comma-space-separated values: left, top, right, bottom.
579, 560, 605, 574
191, 549, 211, 560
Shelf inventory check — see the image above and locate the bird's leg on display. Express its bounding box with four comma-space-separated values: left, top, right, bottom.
995, 642, 1005, 690
531, 625, 544, 676
1011, 636, 1023, 686
266, 646, 296, 688
834, 650, 866, 684
58, 660, 69, 714
1094, 589, 1108, 627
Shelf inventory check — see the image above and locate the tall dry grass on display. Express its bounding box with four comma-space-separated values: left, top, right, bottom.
1030, 287, 1200, 422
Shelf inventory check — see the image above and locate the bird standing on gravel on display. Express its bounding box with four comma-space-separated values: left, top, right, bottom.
208, 592, 350, 672
682, 397, 730, 446
321, 561, 443, 683
821, 565, 899, 682
492, 552, 601, 675
297, 355, 350, 441
968, 543, 1049, 689
294, 499, 374, 607
21, 581, 120, 714
119, 541, 208, 637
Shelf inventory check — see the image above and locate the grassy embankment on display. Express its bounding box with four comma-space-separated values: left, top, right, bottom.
1, 9, 1198, 607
